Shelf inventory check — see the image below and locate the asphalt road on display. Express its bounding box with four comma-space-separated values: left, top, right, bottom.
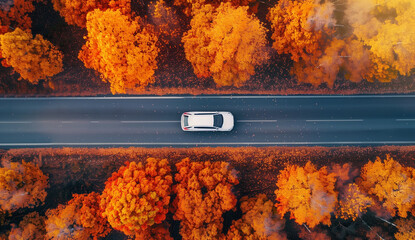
0, 95, 414, 148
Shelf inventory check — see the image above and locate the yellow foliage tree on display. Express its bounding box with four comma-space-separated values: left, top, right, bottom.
100, 158, 173, 236
346, 0, 415, 76
357, 155, 415, 218
173, 0, 255, 17
0, 159, 48, 212
45, 192, 111, 240
182, 2, 269, 87
267, 0, 335, 63
394, 218, 415, 240
79, 9, 159, 94
8, 212, 46, 240
274, 161, 337, 228
225, 194, 287, 240
51, 0, 131, 28
0, 0, 44, 31
0, 28, 63, 84
335, 183, 373, 221
173, 158, 239, 239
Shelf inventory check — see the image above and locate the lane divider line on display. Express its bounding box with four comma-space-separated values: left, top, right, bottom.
306, 119, 364, 122
396, 119, 415, 121
121, 121, 181, 123
237, 120, 278, 123
1, 141, 415, 146
0, 121, 32, 124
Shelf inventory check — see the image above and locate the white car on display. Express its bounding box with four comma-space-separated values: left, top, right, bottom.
181, 111, 234, 131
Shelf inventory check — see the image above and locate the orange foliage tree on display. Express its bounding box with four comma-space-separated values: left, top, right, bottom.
134, 222, 173, 240
100, 158, 173, 236
267, 0, 335, 63
357, 155, 415, 218
394, 217, 415, 240
51, 0, 131, 28
173, 157, 239, 239
292, 38, 372, 87
0, 159, 48, 212
8, 212, 46, 240
225, 194, 286, 240
173, 0, 255, 17
45, 192, 110, 240
182, 2, 269, 87
79, 9, 159, 94
335, 183, 373, 221
0, 28, 63, 83
0, 0, 44, 31
274, 161, 337, 228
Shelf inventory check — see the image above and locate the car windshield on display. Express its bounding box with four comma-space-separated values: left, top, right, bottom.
183, 116, 189, 127
213, 114, 223, 128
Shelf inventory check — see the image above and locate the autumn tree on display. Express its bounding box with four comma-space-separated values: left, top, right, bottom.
267, 0, 335, 63
148, 0, 181, 44
394, 217, 415, 240
0, 159, 48, 212
225, 194, 286, 240
0, 28, 63, 83
346, 0, 415, 76
335, 183, 373, 221
100, 158, 173, 237
0, 0, 44, 31
173, 0, 256, 17
134, 222, 173, 240
45, 192, 110, 240
274, 161, 337, 228
51, 0, 131, 28
8, 212, 46, 240
79, 9, 159, 94
357, 155, 415, 218
182, 2, 269, 87
173, 158, 239, 239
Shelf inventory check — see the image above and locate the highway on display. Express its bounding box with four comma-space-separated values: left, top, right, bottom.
0, 95, 414, 147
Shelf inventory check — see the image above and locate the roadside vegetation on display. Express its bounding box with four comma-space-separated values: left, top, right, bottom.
1, 146, 415, 239
0, 0, 414, 95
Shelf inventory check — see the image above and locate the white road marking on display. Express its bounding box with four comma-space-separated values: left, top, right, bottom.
121, 121, 180, 123
61, 121, 73, 124
306, 119, 364, 122
1, 95, 415, 100
1, 141, 415, 146
237, 120, 278, 123
90, 121, 100, 123
396, 119, 415, 121
0, 121, 32, 124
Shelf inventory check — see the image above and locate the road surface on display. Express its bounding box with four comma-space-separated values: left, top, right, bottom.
0, 95, 414, 148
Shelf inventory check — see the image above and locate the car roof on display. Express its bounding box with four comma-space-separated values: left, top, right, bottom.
188, 115, 214, 127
